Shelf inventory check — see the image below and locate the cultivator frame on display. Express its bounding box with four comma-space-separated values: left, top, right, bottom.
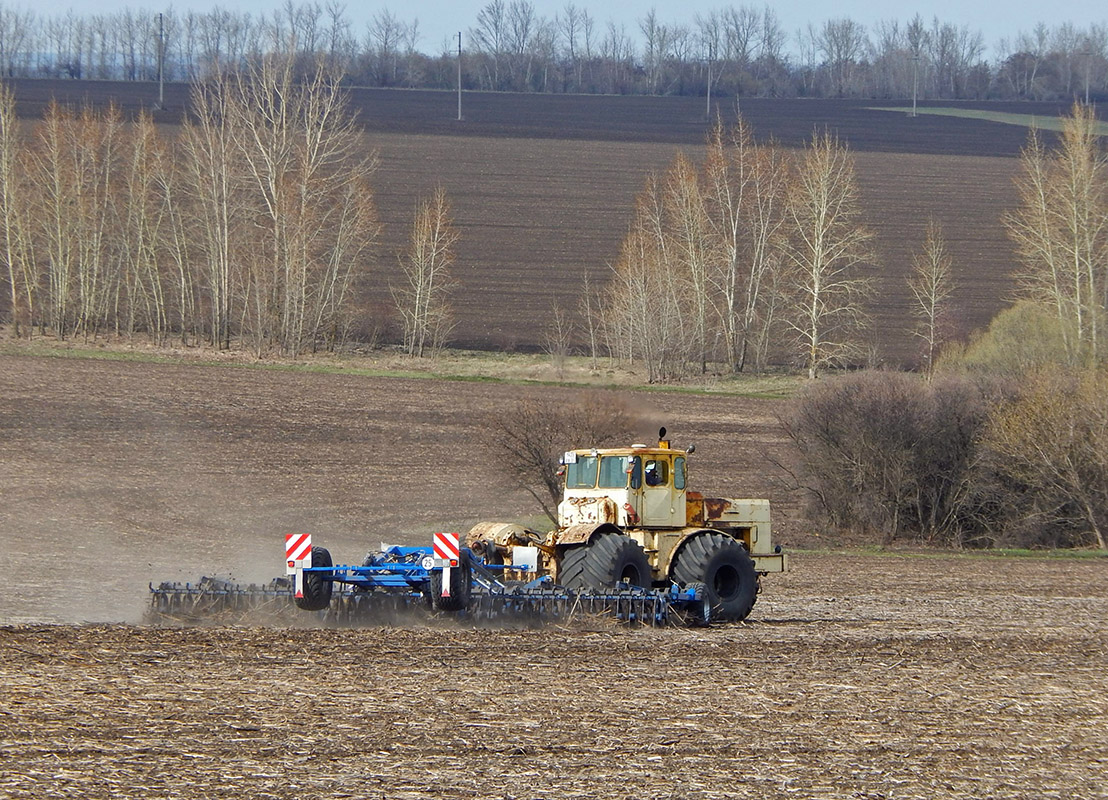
149, 534, 712, 627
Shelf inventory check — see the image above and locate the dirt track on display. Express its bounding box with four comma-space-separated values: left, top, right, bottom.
3, 553, 1106, 799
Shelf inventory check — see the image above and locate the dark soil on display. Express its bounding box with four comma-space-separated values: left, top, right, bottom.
0, 353, 792, 624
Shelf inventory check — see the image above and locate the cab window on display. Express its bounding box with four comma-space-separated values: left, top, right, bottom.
644, 458, 669, 487
598, 456, 629, 489
566, 455, 598, 488
674, 456, 686, 490
629, 456, 642, 489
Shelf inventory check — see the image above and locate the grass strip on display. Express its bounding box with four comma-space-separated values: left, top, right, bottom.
869, 106, 1108, 135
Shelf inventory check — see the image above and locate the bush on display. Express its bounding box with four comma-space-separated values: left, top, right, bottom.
981, 367, 1108, 549
782, 371, 992, 545
939, 300, 1077, 376
485, 390, 651, 524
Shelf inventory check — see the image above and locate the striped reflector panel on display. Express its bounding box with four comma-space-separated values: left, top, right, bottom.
286, 533, 312, 563
433, 531, 460, 561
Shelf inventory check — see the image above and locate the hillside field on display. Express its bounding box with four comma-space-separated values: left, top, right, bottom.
5, 81, 1089, 361
2, 348, 1106, 798
3, 85, 1105, 799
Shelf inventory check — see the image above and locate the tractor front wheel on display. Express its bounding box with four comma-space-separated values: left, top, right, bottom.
559, 532, 651, 591
671, 533, 758, 622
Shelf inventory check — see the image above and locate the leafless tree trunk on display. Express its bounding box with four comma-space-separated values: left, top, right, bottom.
907, 218, 956, 379
783, 131, 875, 379
663, 153, 712, 372
0, 81, 33, 337
180, 76, 241, 350
1006, 104, 1108, 365
29, 102, 123, 340
394, 186, 458, 358
702, 115, 789, 372
120, 112, 170, 343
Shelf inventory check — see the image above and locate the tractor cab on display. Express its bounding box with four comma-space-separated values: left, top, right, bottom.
559, 429, 688, 529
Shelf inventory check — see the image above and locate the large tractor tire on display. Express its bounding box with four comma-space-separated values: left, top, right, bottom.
559, 532, 651, 591
294, 546, 333, 611
430, 550, 472, 613
671, 532, 758, 622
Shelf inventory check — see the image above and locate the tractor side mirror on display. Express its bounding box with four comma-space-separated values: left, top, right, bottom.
687, 444, 696, 455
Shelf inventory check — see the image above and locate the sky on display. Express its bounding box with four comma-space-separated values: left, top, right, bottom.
69, 1, 1108, 59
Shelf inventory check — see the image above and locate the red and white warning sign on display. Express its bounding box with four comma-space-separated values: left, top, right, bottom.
286, 533, 312, 574
433, 531, 461, 565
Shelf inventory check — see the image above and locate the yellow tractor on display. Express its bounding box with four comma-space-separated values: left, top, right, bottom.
467, 428, 786, 621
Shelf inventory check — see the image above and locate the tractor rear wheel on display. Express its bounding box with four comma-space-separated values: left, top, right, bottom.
294, 546, 333, 611
430, 550, 472, 612
671, 532, 758, 622
559, 532, 651, 591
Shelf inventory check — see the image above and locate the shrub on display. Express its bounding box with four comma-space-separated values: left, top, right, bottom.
939, 300, 1077, 377
782, 371, 992, 544
981, 367, 1108, 549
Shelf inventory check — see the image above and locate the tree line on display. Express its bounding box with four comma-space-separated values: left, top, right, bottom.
0, 2, 1105, 101
0, 55, 381, 354
782, 104, 1108, 550
592, 116, 883, 382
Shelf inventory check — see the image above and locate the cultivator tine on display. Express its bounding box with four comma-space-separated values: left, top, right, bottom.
147, 577, 296, 623
464, 583, 675, 627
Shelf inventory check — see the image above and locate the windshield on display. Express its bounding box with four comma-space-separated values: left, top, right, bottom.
565, 455, 598, 489
598, 456, 629, 489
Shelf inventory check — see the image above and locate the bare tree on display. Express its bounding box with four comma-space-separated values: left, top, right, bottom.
119, 111, 171, 341
471, 0, 508, 90
0, 81, 32, 336
907, 218, 956, 378
603, 171, 695, 382
543, 300, 574, 376
783, 131, 876, 379
1006, 104, 1108, 365
663, 152, 712, 372
702, 115, 789, 372
179, 75, 242, 349
486, 390, 646, 523
230, 50, 379, 355
394, 186, 458, 358
818, 17, 869, 96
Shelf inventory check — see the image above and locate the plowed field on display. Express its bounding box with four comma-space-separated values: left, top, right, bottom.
3, 552, 1106, 799
4, 81, 1084, 361
2, 352, 1107, 798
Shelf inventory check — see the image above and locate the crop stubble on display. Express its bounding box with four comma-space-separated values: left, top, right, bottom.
2, 354, 1107, 798
2, 553, 1106, 799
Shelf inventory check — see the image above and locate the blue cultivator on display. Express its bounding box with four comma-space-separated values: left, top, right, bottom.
150, 534, 711, 627
289, 535, 712, 627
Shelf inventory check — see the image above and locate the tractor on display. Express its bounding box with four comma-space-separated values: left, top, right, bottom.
466, 427, 786, 621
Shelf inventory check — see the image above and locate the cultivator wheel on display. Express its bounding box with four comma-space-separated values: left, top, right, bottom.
294, 546, 333, 611
430, 550, 472, 612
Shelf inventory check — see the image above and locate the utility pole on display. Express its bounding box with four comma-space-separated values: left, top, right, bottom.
911, 54, 919, 117
457, 32, 463, 121
156, 12, 165, 110
705, 43, 712, 120
1082, 50, 1091, 105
